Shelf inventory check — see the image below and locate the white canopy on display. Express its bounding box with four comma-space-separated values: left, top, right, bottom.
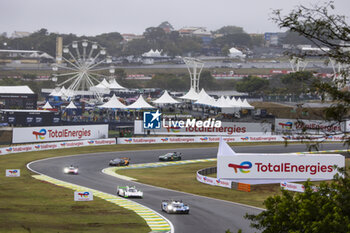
153, 90, 180, 104
195, 89, 217, 106
65, 101, 77, 109
90, 78, 111, 94
127, 95, 155, 109
49, 88, 60, 96
241, 99, 254, 109
42, 101, 53, 109
99, 94, 127, 109
228, 47, 246, 58
95, 78, 110, 89
0, 85, 34, 94
109, 79, 125, 90
179, 88, 199, 101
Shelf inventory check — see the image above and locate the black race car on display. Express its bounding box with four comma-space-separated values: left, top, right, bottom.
159, 152, 182, 161
109, 157, 130, 166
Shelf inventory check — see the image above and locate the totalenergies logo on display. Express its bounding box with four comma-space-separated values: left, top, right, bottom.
6, 147, 13, 152
33, 129, 46, 140
241, 137, 249, 141
78, 192, 90, 198
166, 126, 181, 133
35, 145, 41, 149
279, 122, 293, 130
228, 161, 252, 173
9, 169, 18, 174
161, 138, 168, 142
88, 140, 94, 144
60, 143, 66, 147
124, 139, 132, 143
200, 137, 208, 141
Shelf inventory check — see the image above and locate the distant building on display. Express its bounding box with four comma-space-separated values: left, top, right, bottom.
158, 21, 174, 33
264, 32, 285, 47
11, 31, 32, 38
121, 34, 144, 42
178, 27, 213, 44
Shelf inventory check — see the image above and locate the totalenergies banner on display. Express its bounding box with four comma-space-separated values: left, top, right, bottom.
217, 154, 344, 180
0, 138, 116, 155
134, 120, 271, 136
275, 118, 345, 134
12, 125, 108, 143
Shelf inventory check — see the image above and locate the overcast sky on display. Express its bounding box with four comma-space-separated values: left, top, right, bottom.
1, 0, 349, 36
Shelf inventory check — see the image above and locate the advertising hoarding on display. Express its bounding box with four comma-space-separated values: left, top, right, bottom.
134, 120, 271, 136
13, 125, 108, 143
217, 153, 344, 180
5, 169, 20, 177
74, 191, 93, 201
275, 118, 345, 134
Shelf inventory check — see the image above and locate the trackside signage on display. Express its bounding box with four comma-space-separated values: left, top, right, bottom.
74, 191, 93, 201
217, 154, 344, 180
6, 169, 20, 177
275, 118, 345, 134
196, 172, 232, 188
135, 120, 271, 136
12, 125, 108, 143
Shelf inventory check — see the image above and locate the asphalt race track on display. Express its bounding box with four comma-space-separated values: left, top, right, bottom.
28, 143, 347, 233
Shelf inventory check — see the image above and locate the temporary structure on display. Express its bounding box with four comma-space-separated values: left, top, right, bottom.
127, 95, 155, 109
109, 79, 125, 90
99, 94, 127, 109
179, 88, 199, 101
65, 101, 77, 109
153, 90, 179, 104
42, 101, 53, 109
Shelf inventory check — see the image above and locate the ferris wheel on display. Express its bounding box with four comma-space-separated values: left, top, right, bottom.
51, 40, 115, 102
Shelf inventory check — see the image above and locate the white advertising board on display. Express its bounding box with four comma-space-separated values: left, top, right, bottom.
217, 153, 344, 180
13, 125, 109, 143
74, 191, 93, 201
196, 173, 232, 188
5, 169, 20, 177
275, 118, 345, 134
280, 182, 305, 192
134, 120, 271, 136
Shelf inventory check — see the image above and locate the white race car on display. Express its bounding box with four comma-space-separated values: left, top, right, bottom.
161, 200, 190, 214
117, 186, 143, 198
63, 165, 78, 174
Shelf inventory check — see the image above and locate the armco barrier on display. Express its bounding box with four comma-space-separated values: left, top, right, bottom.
0, 138, 116, 155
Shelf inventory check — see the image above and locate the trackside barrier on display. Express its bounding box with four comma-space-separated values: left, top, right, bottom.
117, 135, 344, 144
0, 138, 116, 156
196, 167, 232, 189
237, 183, 251, 192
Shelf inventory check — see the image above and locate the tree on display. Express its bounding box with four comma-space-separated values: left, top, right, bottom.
245, 2, 350, 231
235, 76, 269, 95
245, 170, 350, 233
215, 25, 245, 35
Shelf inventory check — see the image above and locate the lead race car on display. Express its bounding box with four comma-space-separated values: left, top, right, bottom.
158, 152, 182, 161
117, 186, 143, 198
161, 200, 190, 214
63, 165, 78, 174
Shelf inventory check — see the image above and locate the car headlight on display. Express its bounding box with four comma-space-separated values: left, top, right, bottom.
167, 205, 173, 210
74, 169, 78, 173
64, 168, 69, 173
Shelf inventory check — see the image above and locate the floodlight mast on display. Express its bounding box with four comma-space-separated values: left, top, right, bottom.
183, 57, 204, 93
330, 58, 350, 89
289, 57, 308, 72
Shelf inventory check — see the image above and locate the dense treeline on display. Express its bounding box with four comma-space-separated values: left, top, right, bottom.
0, 23, 268, 57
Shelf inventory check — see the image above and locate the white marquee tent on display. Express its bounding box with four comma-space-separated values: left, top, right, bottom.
179, 88, 200, 101
153, 90, 180, 104
99, 94, 127, 109
127, 95, 155, 109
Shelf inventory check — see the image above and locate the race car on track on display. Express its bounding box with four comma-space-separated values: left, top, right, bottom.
158, 152, 182, 161
63, 165, 78, 174
117, 186, 143, 198
161, 200, 189, 214
109, 157, 130, 166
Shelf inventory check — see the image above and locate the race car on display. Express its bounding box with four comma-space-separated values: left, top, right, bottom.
161, 200, 189, 214
109, 157, 130, 166
63, 165, 78, 174
158, 152, 182, 161
117, 186, 143, 198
